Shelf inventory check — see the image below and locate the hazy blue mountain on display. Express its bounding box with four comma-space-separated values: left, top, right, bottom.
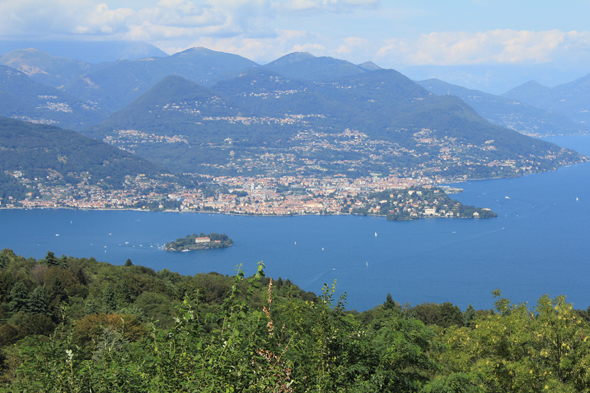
263, 52, 366, 81
212, 68, 346, 118
62, 47, 260, 113
402, 64, 588, 95
264, 52, 315, 67
0, 40, 167, 63
501, 81, 553, 107
313, 70, 561, 157
0, 65, 108, 130
84, 69, 583, 177
358, 61, 382, 71
417, 78, 588, 136
0, 116, 167, 199
0, 48, 107, 88
90, 75, 243, 137
504, 74, 590, 125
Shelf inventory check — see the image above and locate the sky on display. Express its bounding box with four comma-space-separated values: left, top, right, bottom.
1, 0, 589, 73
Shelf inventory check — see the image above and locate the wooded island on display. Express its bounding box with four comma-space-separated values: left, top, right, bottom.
164, 233, 233, 251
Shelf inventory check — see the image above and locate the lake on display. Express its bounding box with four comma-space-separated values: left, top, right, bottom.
1, 135, 589, 312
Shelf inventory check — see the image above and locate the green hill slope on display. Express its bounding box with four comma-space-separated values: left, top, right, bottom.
0, 117, 169, 201
85, 70, 586, 179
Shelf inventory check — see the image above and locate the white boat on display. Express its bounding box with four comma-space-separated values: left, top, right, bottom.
181, 249, 190, 252
375, 232, 377, 237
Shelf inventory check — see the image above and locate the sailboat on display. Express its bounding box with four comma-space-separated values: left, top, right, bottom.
375, 232, 377, 237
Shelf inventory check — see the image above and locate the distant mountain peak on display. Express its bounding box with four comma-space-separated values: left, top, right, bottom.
265, 52, 316, 67
177, 46, 209, 54
358, 61, 382, 71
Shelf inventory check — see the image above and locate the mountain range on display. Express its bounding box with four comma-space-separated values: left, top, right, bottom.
504, 75, 590, 125
83, 67, 585, 178
417, 79, 589, 136
0, 65, 108, 130
0, 44, 587, 182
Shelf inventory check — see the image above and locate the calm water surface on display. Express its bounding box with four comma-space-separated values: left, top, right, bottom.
1, 135, 589, 311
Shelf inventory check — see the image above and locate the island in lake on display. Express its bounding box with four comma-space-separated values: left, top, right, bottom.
165, 233, 233, 251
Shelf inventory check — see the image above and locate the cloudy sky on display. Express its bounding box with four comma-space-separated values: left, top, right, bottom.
1, 0, 589, 70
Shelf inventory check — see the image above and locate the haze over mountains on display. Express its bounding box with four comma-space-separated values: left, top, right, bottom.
0, 65, 108, 130
504, 75, 590, 125
0, 43, 588, 182
417, 79, 589, 136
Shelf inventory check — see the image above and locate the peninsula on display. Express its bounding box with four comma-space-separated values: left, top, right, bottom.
164, 233, 233, 251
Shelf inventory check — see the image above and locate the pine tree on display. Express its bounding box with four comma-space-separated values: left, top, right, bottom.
383, 292, 396, 310
76, 267, 88, 286
27, 287, 49, 316
45, 277, 69, 308
0, 254, 9, 268
115, 281, 132, 307
84, 301, 99, 315
125, 258, 133, 266
9, 282, 29, 313
44, 251, 59, 267
102, 284, 117, 313
464, 304, 476, 327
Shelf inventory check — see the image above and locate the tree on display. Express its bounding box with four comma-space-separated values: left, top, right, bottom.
44, 251, 60, 267
440, 302, 464, 328
9, 282, 29, 313
125, 258, 133, 267
0, 254, 8, 269
45, 277, 69, 309
115, 281, 132, 307
383, 292, 396, 310
27, 286, 49, 316
102, 284, 117, 313
463, 304, 476, 327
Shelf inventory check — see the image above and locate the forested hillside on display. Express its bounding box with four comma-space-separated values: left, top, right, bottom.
87, 70, 587, 179
2, 248, 590, 392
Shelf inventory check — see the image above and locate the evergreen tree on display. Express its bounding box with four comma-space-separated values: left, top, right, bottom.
45, 277, 69, 308
75, 266, 88, 286
102, 284, 117, 313
0, 254, 8, 268
8, 282, 29, 313
27, 287, 49, 316
115, 281, 132, 307
125, 258, 133, 267
84, 301, 99, 315
464, 304, 476, 327
383, 292, 396, 310
44, 251, 59, 267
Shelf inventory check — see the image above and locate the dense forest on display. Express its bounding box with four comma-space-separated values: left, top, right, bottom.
1, 248, 590, 392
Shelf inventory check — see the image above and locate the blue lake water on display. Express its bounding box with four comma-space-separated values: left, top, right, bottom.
1, 135, 589, 312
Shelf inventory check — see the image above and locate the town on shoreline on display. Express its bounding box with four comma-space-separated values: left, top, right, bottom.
1, 172, 496, 219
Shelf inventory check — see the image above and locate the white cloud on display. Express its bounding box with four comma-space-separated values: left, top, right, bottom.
0, 0, 378, 45
376, 29, 590, 66
332, 37, 368, 55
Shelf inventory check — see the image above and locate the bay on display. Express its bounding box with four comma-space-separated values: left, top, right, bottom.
1, 135, 589, 312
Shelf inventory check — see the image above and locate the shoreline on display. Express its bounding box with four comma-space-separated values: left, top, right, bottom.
0, 206, 494, 220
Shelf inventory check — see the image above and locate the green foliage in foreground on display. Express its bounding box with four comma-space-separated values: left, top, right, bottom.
2, 249, 590, 392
